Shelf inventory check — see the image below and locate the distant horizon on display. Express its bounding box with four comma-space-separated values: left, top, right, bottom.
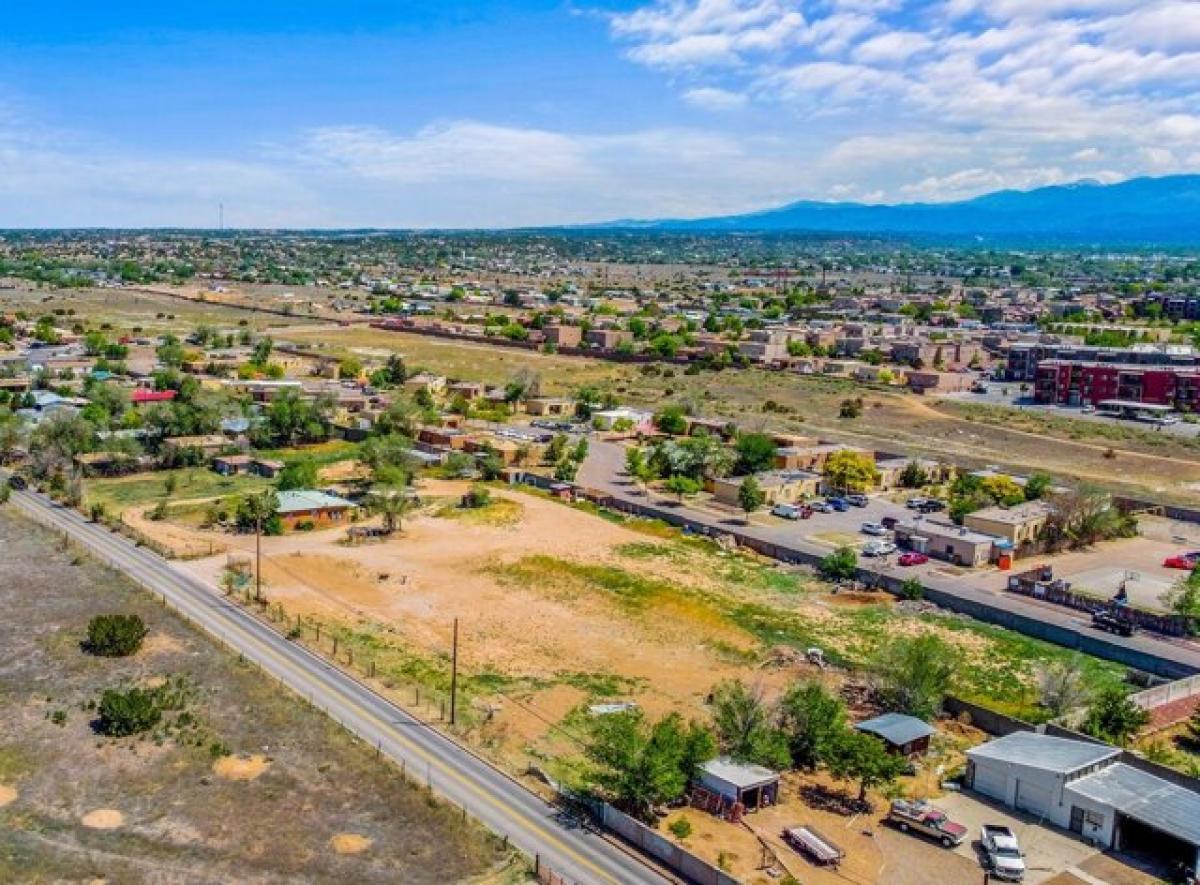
0, 173, 1196, 237
2, 1, 1199, 228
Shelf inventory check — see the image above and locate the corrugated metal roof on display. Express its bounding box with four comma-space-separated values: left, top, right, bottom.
966, 732, 1120, 774
276, 490, 356, 514
855, 712, 935, 747
699, 757, 779, 790
1067, 763, 1200, 847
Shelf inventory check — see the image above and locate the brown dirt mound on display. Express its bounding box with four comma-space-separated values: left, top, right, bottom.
330, 833, 373, 854
81, 809, 124, 829
0, 785, 16, 807
213, 754, 271, 781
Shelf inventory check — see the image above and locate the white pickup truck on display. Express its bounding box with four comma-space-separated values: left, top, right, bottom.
981, 824, 1026, 881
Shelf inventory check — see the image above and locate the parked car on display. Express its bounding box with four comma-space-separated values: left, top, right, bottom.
1081, 404, 1096, 414
846, 493, 868, 507
981, 825, 1026, 881
7, 474, 27, 491
918, 499, 946, 513
887, 799, 967, 848
772, 503, 802, 520
827, 498, 850, 512
1164, 553, 1200, 570
905, 497, 928, 510
862, 540, 896, 557
811, 501, 835, 514
860, 522, 887, 536
898, 552, 929, 566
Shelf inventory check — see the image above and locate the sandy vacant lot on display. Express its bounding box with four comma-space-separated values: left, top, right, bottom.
183, 481, 789, 723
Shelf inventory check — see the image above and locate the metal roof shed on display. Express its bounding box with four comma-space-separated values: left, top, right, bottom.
855, 713, 936, 756
696, 758, 780, 811
1066, 763, 1200, 869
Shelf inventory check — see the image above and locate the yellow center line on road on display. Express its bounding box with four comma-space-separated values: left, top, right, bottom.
34, 498, 625, 885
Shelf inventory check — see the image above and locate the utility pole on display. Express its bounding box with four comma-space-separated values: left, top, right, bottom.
449, 617, 459, 726
255, 513, 262, 603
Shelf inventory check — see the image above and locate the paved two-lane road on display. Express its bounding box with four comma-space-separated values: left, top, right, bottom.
10, 487, 670, 885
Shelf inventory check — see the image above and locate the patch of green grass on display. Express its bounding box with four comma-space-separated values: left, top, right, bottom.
84, 469, 269, 515
0, 744, 30, 781
433, 497, 524, 528
488, 555, 676, 611
554, 672, 643, 698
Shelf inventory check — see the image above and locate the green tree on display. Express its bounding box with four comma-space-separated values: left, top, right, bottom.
276, 458, 319, 491
872, 634, 958, 721
825, 728, 907, 805
97, 686, 162, 736
899, 460, 929, 489
236, 490, 281, 535
368, 482, 418, 535
1023, 472, 1053, 501
710, 680, 790, 770
663, 474, 701, 502
545, 433, 568, 464
777, 680, 847, 770
1039, 657, 1090, 718
735, 433, 776, 475
737, 476, 765, 521
823, 449, 880, 493
85, 614, 148, 657
654, 404, 689, 436
1161, 567, 1200, 624
586, 710, 715, 821
819, 546, 858, 581
1082, 685, 1150, 746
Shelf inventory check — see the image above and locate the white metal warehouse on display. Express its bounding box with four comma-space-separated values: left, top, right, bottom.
966, 732, 1200, 870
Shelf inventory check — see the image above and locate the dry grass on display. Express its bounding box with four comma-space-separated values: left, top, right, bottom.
0, 508, 503, 884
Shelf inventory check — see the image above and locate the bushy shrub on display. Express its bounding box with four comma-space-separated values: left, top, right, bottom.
85, 614, 148, 657
97, 687, 162, 736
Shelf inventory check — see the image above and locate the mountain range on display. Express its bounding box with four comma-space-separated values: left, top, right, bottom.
587, 175, 1200, 245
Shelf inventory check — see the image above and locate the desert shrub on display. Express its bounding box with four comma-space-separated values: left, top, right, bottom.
463, 485, 491, 509
668, 816, 693, 840
97, 686, 162, 736
85, 613, 148, 657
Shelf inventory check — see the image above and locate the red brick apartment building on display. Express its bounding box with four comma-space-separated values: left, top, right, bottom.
1035, 360, 1200, 411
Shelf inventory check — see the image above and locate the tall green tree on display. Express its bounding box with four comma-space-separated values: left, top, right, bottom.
872, 634, 958, 721
1083, 686, 1150, 746
738, 476, 765, 521
825, 728, 907, 805
710, 680, 790, 770
587, 710, 715, 821
778, 680, 847, 770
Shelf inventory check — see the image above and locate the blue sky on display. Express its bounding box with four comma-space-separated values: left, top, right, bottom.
1, 0, 1198, 227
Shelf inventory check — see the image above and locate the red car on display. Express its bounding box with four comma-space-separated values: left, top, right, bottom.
1164, 553, 1200, 570
899, 552, 930, 566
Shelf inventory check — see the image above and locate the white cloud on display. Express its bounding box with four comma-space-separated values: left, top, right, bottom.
297, 122, 589, 183
609, 0, 1200, 205
852, 30, 932, 63
682, 86, 749, 109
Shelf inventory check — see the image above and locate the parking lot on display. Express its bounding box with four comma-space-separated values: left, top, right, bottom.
751, 492, 1200, 610
749, 491, 958, 577
935, 790, 1102, 885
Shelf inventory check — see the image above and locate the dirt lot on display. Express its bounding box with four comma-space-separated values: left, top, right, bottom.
0, 508, 506, 884
659, 772, 1157, 885
162, 480, 1125, 782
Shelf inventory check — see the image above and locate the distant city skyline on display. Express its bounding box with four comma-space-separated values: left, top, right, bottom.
2, 0, 1198, 228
